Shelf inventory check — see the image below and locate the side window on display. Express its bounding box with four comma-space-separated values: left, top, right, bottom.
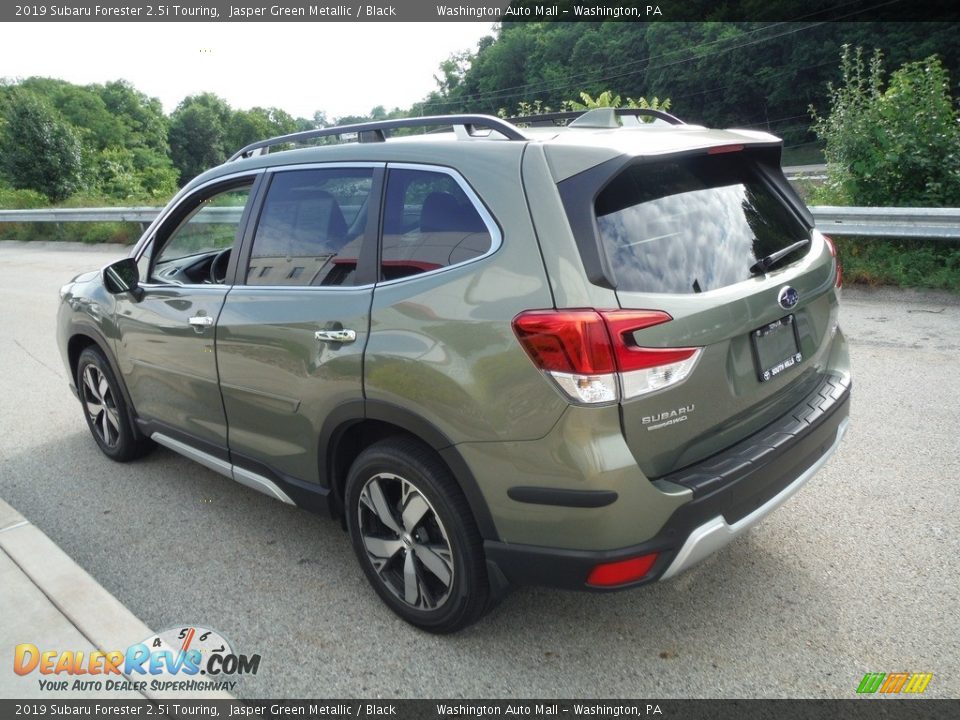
150, 183, 252, 285
381, 168, 493, 281
246, 168, 374, 287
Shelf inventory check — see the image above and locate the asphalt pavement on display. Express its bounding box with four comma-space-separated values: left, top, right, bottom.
0, 240, 957, 699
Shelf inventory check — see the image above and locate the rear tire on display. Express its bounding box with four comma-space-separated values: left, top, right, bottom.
345, 436, 490, 633
76, 346, 153, 462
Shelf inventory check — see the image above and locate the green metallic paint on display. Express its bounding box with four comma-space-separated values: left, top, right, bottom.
113, 285, 230, 449
614, 233, 845, 477
520, 144, 621, 310
365, 259, 563, 445
455, 404, 690, 551
215, 286, 371, 484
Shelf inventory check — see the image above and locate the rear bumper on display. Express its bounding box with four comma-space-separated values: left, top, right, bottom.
485, 374, 851, 590
660, 414, 848, 579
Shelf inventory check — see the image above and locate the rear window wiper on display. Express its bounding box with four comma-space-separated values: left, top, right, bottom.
749, 238, 810, 275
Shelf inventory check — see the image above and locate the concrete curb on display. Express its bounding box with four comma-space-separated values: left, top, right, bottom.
0, 498, 231, 700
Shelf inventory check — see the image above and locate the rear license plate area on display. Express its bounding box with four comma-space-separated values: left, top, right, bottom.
751, 315, 802, 382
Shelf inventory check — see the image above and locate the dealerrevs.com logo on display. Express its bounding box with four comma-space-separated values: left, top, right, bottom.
14, 626, 260, 693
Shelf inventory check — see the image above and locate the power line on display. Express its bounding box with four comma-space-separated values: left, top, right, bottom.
424, 22, 819, 108
423, 0, 907, 111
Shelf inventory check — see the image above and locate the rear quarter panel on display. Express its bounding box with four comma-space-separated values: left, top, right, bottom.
364, 147, 564, 443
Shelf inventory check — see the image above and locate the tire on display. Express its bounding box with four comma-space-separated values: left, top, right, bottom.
76, 346, 153, 462
345, 436, 490, 633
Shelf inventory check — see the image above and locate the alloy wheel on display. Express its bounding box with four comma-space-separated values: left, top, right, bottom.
356, 472, 455, 611
81, 364, 121, 448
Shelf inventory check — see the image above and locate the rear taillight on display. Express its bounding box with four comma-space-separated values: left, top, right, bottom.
512, 309, 702, 405
823, 234, 843, 288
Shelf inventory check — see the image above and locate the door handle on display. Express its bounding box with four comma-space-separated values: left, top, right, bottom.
315, 329, 356, 344
188, 315, 214, 327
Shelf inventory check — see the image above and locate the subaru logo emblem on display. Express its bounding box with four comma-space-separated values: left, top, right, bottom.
778, 286, 799, 310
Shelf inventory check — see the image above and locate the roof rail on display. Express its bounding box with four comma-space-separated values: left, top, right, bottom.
507, 108, 684, 128
228, 114, 526, 161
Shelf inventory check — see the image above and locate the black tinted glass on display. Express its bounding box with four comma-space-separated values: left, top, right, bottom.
248, 168, 373, 287
595, 155, 809, 294
380, 169, 492, 281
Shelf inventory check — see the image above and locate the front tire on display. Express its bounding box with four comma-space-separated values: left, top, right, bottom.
76, 346, 153, 462
345, 437, 490, 633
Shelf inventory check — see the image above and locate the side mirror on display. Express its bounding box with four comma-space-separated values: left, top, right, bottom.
103, 258, 144, 301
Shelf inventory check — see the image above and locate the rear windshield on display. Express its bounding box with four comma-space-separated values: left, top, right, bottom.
594, 154, 810, 294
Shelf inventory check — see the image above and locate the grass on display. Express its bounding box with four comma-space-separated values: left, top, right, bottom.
835, 236, 960, 293
781, 143, 825, 167
0, 185, 160, 244
0, 221, 142, 244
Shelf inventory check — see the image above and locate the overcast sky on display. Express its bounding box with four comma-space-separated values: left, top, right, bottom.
0, 22, 497, 119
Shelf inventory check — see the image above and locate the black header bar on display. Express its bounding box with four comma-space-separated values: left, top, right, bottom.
3, 0, 958, 23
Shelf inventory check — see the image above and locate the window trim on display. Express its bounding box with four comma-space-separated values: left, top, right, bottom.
134, 170, 266, 289
234, 162, 386, 291
374, 162, 503, 288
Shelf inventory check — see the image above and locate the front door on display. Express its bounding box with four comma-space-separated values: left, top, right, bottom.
114, 177, 259, 453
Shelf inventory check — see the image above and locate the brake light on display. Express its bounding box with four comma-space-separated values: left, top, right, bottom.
512, 309, 702, 405
587, 553, 659, 587
707, 144, 744, 155
823, 234, 843, 288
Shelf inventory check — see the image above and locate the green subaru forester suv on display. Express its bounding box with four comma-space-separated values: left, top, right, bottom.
57, 109, 850, 632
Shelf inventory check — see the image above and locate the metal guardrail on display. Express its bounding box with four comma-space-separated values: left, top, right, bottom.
0, 207, 161, 224
0, 206, 243, 232
1, 204, 959, 241
784, 164, 827, 181
810, 206, 960, 240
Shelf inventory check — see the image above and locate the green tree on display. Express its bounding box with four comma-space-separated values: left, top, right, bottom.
428, 19, 959, 146
12, 77, 177, 200
168, 93, 232, 183
810, 46, 960, 207
227, 106, 298, 151
18, 77, 124, 151
0, 89, 83, 201
98, 80, 170, 157
564, 91, 671, 113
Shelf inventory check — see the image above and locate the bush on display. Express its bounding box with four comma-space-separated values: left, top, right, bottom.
0, 184, 50, 209
836, 237, 960, 292
0, 90, 85, 202
810, 47, 960, 207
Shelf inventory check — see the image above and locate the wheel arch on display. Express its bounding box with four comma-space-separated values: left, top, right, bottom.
321, 400, 500, 541
67, 327, 144, 441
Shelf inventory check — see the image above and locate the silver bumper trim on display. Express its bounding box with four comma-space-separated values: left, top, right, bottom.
660, 416, 849, 580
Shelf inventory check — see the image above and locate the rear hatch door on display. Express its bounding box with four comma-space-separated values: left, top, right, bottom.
592, 147, 840, 478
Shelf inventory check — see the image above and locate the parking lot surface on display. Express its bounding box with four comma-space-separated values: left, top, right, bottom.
0, 241, 957, 698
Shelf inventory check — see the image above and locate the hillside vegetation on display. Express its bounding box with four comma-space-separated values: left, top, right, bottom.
1, 20, 958, 290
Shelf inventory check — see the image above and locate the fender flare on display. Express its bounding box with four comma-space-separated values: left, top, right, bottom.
67, 322, 144, 441
320, 399, 501, 541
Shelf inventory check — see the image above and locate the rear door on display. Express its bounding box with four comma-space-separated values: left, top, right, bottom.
589, 148, 840, 477
215, 164, 382, 484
